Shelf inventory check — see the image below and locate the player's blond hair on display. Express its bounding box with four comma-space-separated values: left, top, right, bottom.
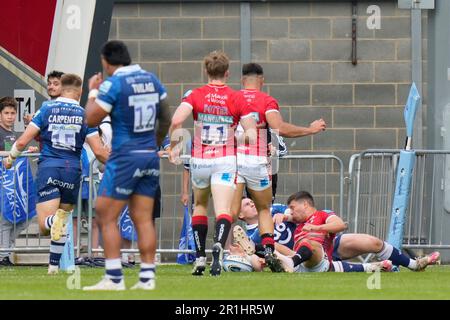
204, 50, 229, 79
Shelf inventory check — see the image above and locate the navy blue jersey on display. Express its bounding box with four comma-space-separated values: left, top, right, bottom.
96, 65, 167, 154
246, 203, 296, 249
271, 203, 296, 249
31, 97, 98, 169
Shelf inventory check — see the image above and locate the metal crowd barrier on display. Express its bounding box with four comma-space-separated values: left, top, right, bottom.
0, 153, 90, 257
347, 149, 450, 250
1, 153, 47, 255
1, 153, 345, 262
152, 154, 345, 258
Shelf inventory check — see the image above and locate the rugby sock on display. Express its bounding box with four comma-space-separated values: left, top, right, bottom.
292, 243, 313, 267
192, 215, 208, 258
44, 215, 55, 230
214, 214, 232, 248
261, 233, 275, 256
139, 263, 156, 283
331, 261, 365, 272
254, 244, 266, 258
105, 258, 123, 284
376, 242, 416, 269
49, 234, 67, 266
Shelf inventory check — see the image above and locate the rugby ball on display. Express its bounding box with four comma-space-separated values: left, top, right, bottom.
222, 255, 253, 272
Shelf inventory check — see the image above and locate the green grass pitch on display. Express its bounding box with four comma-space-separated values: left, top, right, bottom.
1, 265, 449, 300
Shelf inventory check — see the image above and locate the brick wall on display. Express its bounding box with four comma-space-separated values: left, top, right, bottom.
108, 1, 426, 254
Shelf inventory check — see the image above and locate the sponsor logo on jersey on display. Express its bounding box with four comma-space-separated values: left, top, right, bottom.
203, 104, 230, 115
205, 93, 228, 105
198, 113, 233, 124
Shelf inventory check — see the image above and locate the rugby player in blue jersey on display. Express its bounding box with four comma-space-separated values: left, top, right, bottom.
233, 198, 297, 256
3, 74, 109, 274
83, 41, 171, 290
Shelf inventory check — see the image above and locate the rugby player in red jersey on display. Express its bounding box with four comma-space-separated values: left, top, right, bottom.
168, 51, 256, 276
230, 63, 326, 272
274, 191, 393, 272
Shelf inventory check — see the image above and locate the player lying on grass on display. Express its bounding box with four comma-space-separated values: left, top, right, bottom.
234, 196, 440, 272
3, 74, 109, 275
231, 191, 392, 273
226, 242, 391, 273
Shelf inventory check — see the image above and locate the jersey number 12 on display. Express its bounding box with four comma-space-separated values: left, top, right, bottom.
129, 93, 158, 133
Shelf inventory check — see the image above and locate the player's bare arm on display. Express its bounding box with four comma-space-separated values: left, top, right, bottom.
239, 114, 258, 145
168, 102, 192, 163
273, 212, 294, 225
86, 72, 109, 127
86, 134, 110, 164
3, 124, 40, 169
169, 102, 192, 138
181, 168, 190, 206
156, 98, 171, 147
266, 111, 326, 138
302, 215, 347, 234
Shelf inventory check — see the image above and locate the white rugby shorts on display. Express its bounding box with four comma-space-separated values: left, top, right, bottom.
236, 153, 271, 191
294, 248, 330, 273
190, 156, 236, 189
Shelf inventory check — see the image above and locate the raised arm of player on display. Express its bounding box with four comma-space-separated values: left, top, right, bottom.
266, 110, 326, 138
156, 99, 172, 147
85, 73, 109, 127
3, 124, 40, 169
86, 133, 110, 164
273, 212, 293, 225
302, 215, 347, 234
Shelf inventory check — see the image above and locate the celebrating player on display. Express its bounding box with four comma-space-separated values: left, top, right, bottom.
83, 40, 171, 290
236, 196, 440, 272
3, 74, 109, 274
168, 50, 256, 276
272, 203, 440, 272
230, 63, 326, 272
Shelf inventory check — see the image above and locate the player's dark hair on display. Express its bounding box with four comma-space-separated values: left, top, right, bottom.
101, 40, 132, 66
242, 63, 264, 76
0, 97, 17, 113
60, 74, 82, 89
47, 71, 64, 82
204, 50, 229, 79
287, 191, 315, 207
